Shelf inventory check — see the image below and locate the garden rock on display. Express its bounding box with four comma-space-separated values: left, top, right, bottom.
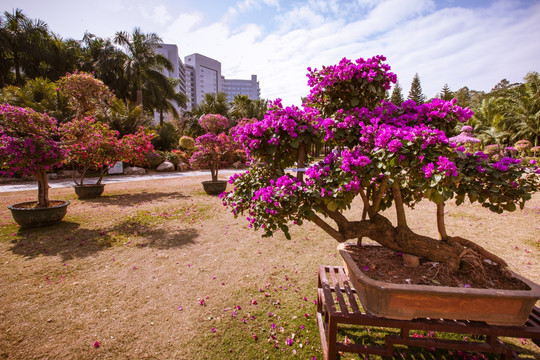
177, 162, 188, 171
157, 161, 175, 172
124, 166, 146, 175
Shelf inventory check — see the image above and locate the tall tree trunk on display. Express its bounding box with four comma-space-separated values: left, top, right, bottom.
136, 89, 143, 107
35, 169, 50, 208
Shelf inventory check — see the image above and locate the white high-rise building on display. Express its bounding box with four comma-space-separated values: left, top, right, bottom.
151, 43, 187, 123
150, 47, 261, 114
184, 53, 223, 111
224, 75, 260, 102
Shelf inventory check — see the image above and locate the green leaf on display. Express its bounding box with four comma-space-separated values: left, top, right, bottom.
351, 97, 359, 107
326, 201, 339, 212
503, 202, 516, 211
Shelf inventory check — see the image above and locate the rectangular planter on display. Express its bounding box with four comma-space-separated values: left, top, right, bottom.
338, 243, 540, 326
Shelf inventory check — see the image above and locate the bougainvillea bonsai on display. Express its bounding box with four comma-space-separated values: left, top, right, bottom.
190, 114, 234, 182
223, 55, 540, 272
0, 104, 65, 207
60, 117, 153, 185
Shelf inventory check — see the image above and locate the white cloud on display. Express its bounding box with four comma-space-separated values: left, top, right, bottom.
163, 0, 540, 105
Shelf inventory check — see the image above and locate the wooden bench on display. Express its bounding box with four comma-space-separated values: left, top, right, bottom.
316, 265, 540, 360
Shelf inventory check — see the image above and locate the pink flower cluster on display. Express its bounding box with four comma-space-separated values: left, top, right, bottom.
199, 114, 229, 134
0, 104, 65, 177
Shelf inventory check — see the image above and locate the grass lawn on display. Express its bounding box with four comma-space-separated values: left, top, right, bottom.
1, 175, 539, 359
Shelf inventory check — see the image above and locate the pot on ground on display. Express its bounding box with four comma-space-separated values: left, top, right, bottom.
73, 184, 105, 199
8, 200, 69, 228
202, 180, 227, 195
338, 243, 540, 326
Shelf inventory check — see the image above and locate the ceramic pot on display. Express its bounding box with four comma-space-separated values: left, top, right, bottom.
8, 200, 69, 228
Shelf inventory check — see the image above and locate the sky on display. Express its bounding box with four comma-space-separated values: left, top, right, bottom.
2, 0, 540, 105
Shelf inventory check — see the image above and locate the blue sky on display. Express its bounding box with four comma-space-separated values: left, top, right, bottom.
2, 0, 540, 105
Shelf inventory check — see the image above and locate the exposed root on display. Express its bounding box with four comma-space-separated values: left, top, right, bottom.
452, 236, 508, 268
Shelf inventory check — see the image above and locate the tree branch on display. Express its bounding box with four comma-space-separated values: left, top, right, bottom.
437, 202, 448, 240
392, 182, 408, 228
308, 213, 345, 242
371, 176, 388, 215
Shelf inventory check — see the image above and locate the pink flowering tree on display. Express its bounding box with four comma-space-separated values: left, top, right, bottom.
61, 117, 153, 185
0, 104, 66, 207
222, 56, 540, 272
190, 114, 234, 182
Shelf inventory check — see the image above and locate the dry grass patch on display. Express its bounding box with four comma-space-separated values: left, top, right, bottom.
0, 175, 539, 359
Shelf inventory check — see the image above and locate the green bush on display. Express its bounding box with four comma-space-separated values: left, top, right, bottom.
152, 122, 180, 151
179, 135, 195, 150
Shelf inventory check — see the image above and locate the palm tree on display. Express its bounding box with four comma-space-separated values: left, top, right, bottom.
497, 72, 540, 146
196, 92, 230, 116
144, 75, 187, 126
0, 77, 73, 122
81, 32, 128, 100
113, 27, 172, 107
0, 9, 49, 85
229, 94, 268, 122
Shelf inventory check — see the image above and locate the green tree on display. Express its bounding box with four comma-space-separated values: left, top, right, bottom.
143, 75, 187, 126
0, 77, 73, 122
389, 80, 404, 105
407, 73, 425, 104
0, 9, 49, 85
113, 27, 173, 106
80, 32, 129, 99
438, 83, 454, 100
229, 94, 268, 121
497, 71, 540, 146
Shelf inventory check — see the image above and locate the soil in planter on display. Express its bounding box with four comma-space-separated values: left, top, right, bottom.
344, 244, 530, 290
11, 200, 67, 209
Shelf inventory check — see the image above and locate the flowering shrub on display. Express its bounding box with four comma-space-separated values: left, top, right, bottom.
514, 139, 532, 154
57, 71, 114, 119
199, 114, 229, 134
222, 55, 540, 272
61, 117, 153, 185
483, 144, 500, 156
190, 132, 234, 182
0, 104, 65, 207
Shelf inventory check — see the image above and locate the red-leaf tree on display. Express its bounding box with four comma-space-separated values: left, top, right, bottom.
60, 117, 153, 185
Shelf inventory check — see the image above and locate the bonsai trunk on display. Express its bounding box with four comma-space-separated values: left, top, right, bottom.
35, 169, 50, 208
211, 163, 218, 182
309, 185, 508, 272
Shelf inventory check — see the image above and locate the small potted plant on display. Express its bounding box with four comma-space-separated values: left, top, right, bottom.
61, 117, 153, 199
190, 114, 234, 195
223, 55, 540, 326
0, 104, 69, 227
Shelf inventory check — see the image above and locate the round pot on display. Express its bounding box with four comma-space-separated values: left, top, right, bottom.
202, 180, 227, 195
8, 200, 69, 228
73, 184, 105, 199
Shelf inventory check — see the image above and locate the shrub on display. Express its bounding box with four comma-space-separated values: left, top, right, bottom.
179, 135, 195, 150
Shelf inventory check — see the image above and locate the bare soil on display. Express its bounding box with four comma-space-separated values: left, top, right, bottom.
344, 245, 531, 290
